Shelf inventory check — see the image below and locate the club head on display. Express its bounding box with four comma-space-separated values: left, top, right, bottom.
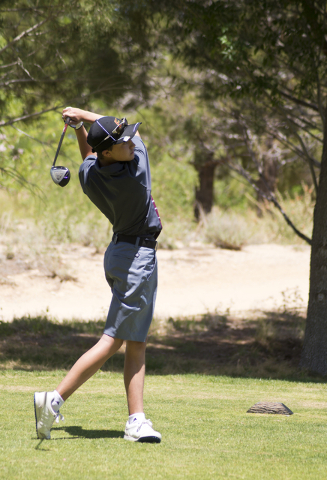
50, 166, 71, 187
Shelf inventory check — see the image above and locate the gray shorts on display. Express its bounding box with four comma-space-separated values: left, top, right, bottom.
103, 241, 158, 342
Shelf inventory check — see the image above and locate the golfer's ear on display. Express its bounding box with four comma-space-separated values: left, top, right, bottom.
102, 149, 112, 158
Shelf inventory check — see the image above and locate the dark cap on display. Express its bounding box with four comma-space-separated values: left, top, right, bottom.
87, 116, 141, 153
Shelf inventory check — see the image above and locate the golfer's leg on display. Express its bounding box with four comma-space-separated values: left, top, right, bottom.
56, 334, 123, 400
124, 340, 146, 415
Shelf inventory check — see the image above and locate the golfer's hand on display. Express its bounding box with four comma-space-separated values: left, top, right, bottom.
62, 107, 84, 125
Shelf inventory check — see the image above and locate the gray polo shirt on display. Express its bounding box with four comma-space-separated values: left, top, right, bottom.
79, 136, 162, 238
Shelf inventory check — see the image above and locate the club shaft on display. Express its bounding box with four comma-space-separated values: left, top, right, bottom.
52, 117, 70, 167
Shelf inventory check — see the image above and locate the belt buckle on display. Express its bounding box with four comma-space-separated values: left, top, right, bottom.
112, 233, 118, 244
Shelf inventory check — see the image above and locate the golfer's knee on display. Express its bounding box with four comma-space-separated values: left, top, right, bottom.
125, 340, 146, 359
126, 339, 146, 350
98, 334, 123, 355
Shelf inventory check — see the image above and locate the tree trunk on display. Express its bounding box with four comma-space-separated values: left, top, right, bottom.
194, 160, 216, 220
256, 157, 279, 216
301, 105, 327, 375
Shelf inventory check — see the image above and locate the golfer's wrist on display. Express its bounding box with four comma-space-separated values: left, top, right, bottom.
75, 125, 86, 137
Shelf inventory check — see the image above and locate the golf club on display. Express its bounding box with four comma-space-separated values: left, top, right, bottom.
50, 116, 71, 187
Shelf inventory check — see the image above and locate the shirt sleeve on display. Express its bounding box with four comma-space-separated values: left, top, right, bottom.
79, 155, 97, 190
132, 136, 150, 178
133, 136, 147, 157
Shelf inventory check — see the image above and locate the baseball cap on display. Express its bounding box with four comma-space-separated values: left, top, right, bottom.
87, 116, 141, 153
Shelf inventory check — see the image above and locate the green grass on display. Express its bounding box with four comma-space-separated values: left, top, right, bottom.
0, 370, 327, 479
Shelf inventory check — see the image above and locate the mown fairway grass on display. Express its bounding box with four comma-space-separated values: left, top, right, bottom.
1, 370, 327, 480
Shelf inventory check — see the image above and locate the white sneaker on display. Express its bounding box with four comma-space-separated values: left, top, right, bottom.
124, 418, 161, 443
34, 392, 64, 440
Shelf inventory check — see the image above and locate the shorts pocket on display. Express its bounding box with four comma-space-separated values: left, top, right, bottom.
140, 249, 157, 281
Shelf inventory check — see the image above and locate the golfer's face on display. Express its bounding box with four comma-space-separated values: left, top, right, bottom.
111, 139, 135, 162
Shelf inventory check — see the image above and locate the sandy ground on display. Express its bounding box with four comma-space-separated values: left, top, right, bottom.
0, 243, 310, 322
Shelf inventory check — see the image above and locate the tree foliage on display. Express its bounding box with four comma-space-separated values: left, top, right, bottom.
164, 0, 324, 187
0, 0, 157, 128
0, 0, 160, 190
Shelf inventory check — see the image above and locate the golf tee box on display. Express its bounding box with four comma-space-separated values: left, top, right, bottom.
247, 402, 293, 415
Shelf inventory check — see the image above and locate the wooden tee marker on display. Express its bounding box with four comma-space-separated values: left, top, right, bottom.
247, 402, 293, 415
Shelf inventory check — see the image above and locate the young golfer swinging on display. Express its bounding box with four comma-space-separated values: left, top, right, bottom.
34, 107, 162, 443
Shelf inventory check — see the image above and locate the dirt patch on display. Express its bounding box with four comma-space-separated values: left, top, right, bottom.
0, 243, 311, 321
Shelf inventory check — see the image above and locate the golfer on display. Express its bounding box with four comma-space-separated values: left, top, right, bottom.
34, 107, 162, 443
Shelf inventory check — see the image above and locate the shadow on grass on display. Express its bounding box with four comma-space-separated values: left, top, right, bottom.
55, 426, 124, 439
0, 312, 322, 381
33, 428, 123, 450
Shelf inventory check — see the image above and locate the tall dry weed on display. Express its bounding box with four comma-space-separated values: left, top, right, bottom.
203, 187, 313, 249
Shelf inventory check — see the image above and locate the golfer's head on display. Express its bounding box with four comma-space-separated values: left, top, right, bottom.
87, 116, 141, 154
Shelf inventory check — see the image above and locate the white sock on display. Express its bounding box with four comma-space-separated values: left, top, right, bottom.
51, 390, 64, 412
129, 412, 145, 424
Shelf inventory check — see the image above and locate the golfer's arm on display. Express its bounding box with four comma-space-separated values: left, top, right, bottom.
80, 111, 103, 124
75, 126, 93, 160
62, 107, 103, 124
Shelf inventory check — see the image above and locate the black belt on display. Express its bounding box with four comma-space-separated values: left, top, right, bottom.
112, 233, 157, 250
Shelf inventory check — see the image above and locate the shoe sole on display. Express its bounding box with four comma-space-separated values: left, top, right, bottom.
34, 392, 50, 440
124, 434, 161, 443
137, 436, 161, 444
